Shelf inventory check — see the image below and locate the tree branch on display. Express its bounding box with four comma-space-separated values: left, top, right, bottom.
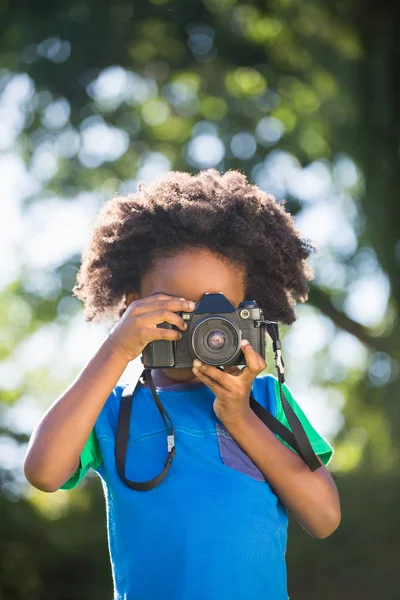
308, 284, 396, 355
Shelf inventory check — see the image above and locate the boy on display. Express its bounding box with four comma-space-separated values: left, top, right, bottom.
24, 168, 340, 599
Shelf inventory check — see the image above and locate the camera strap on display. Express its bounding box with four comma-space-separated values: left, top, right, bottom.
115, 322, 321, 491
251, 321, 321, 472
115, 368, 176, 491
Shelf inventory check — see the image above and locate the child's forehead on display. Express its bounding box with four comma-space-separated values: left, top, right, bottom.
139, 249, 246, 305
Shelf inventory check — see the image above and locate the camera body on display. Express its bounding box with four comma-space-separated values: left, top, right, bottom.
141, 292, 267, 369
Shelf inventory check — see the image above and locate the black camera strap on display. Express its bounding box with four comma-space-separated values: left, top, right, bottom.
115, 369, 176, 491
115, 322, 321, 491
251, 321, 321, 472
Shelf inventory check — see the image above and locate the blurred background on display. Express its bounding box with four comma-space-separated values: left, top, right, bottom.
1, 0, 399, 598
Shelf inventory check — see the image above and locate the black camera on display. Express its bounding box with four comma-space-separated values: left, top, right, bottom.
141, 292, 270, 369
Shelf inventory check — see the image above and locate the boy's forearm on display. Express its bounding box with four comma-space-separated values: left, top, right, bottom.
24, 338, 130, 492
224, 408, 341, 539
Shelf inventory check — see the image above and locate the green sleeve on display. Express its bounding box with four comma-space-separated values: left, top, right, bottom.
273, 378, 334, 466
58, 429, 102, 490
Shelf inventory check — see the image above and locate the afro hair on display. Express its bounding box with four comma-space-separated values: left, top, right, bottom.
73, 168, 317, 326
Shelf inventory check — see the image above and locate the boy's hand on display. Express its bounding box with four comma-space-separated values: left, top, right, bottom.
192, 339, 267, 425
106, 293, 196, 362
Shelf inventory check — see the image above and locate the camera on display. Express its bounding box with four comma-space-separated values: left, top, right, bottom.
141, 292, 269, 369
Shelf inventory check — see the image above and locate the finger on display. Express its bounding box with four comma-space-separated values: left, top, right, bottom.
137, 308, 188, 331
126, 292, 181, 310
141, 324, 183, 343
121, 293, 180, 319
147, 294, 197, 313
192, 366, 226, 395
239, 340, 267, 383
192, 359, 236, 392
126, 295, 197, 319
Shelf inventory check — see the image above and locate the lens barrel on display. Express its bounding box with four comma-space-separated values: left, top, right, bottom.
192, 316, 241, 365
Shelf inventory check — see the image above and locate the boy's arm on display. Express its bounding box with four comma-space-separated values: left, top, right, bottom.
224, 410, 341, 539
24, 293, 192, 492
191, 343, 340, 540
24, 339, 130, 492
59, 428, 102, 490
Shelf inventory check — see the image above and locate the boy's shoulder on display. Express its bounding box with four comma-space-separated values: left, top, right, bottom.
94, 382, 129, 439
251, 372, 280, 416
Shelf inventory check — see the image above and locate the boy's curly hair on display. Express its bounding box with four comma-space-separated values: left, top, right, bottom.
73, 168, 317, 326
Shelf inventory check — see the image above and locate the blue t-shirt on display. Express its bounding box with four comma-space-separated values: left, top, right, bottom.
59, 373, 334, 600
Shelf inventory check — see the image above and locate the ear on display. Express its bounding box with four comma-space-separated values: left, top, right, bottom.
124, 292, 140, 306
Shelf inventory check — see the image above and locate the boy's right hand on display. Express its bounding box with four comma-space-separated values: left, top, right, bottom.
105, 293, 197, 362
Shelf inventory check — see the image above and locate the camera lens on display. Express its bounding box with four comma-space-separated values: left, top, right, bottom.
206, 329, 226, 350
192, 317, 241, 365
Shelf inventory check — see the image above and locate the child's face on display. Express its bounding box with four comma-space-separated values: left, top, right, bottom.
126, 248, 246, 383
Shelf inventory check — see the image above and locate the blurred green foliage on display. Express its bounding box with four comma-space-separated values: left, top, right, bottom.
1, 0, 399, 598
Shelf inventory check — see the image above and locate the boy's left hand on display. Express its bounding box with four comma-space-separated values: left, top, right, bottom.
192, 339, 267, 425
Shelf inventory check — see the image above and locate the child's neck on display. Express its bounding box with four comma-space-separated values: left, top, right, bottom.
151, 367, 199, 387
